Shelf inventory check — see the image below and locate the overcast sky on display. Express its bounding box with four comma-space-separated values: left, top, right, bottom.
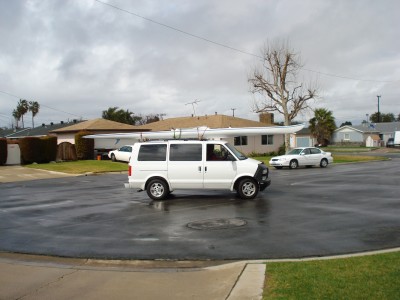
1, 0, 399, 128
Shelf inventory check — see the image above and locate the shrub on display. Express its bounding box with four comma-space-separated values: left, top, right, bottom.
41, 136, 58, 162
19, 137, 42, 164
278, 144, 286, 155
0, 138, 7, 165
75, 131, 94, 160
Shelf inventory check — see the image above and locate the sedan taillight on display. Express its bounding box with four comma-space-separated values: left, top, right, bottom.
128, 165, 132, 176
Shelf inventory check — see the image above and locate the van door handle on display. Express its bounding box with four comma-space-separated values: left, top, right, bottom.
205, 166, 207, 172
198, 166, 202, 172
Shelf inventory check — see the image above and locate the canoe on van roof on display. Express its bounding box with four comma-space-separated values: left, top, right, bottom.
84, 124, 304, 140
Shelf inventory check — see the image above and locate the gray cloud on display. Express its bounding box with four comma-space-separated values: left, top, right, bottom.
1, 0, 399, 128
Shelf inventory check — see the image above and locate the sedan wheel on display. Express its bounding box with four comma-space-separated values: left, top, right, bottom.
111, 154, 116, 162
320, 158, 328, 168
289, 160, 298, 169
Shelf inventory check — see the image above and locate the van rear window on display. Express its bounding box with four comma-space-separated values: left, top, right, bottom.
169, 144, 202, 161
138, 144, 167, 161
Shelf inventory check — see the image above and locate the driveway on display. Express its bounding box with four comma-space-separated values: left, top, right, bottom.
1, 159, 399, 259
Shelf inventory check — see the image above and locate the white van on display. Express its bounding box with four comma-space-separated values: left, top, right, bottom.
125, 140, 271, 200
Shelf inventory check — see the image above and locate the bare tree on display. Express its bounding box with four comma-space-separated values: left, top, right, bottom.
249, 41, 318, 151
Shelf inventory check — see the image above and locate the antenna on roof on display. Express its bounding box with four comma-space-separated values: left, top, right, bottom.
185, 100, 201, 116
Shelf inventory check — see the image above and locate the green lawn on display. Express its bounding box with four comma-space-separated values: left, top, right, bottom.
25, 160, 128, 174
264, 251, 400, 299
323, 146, 378, 152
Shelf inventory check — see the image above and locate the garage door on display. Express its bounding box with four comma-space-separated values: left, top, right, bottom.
296, 137, 311, 147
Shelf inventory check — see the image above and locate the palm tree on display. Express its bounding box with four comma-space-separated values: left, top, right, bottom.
309, 108, 336, 146
12, 109, 22, 129
28, 101, 40, 128
17, 99, 29, 128
102, 106, 141, 125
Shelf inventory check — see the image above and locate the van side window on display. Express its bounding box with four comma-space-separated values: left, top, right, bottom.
170, 144, 202, 161
138, 144, 167, 161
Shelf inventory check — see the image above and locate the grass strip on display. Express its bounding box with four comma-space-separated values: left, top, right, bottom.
264, 251, 400, 299
25, 160, 128, 174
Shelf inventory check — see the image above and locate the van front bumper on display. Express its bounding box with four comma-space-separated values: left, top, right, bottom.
259, 179, 271, 191
255, 163, 271, 191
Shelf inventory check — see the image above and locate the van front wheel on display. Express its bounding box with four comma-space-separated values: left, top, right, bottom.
237, 178, 259, 200
147, 179, 169, 200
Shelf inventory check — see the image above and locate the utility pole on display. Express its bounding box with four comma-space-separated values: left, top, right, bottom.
231, 108, 236, 117
377, 95, 381, 123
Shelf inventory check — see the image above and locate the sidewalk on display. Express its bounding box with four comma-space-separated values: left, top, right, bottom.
0, 165, 75, 183
0, 166, 266, 299
0, 253, 265, 300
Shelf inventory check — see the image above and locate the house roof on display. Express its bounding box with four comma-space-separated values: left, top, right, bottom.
50, 118, 141, 133
0, 128, 16, 138
371, 122, 400, 133
335, 125, 379, 134
336, 122, 400, 134
136, 114, 272, 131
5, 121, 84, 138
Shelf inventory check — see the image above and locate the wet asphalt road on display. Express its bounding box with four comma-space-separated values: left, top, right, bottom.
1, 159, 399, 260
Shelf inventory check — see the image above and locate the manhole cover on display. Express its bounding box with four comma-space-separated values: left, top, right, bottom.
187, 218, 247, 230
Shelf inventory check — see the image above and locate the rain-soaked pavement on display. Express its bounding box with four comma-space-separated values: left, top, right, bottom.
1, 159, 399, 260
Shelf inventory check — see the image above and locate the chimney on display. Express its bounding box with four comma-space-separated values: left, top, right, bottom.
259, 113, 274, 125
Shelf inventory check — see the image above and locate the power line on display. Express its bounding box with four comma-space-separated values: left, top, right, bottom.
94, 0, 399, 84
0, 89, 83, 118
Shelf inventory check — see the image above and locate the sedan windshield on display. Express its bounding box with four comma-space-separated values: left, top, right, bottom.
287, 148, 303, 155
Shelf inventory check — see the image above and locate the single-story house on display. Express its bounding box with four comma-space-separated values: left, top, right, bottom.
332, 122, 400, 146
50, 118, 149, 150
135, 113, 281, 155
4, 120, 83, 140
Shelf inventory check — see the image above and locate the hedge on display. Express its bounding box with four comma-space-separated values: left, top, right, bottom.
41, 136, 58, 162
19, 137, 42, 164
75, 131, 94, 160
0, 138, 7, 165
19, 136, 59, 164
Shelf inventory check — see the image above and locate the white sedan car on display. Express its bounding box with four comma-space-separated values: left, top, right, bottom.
108, 145, 134, 162
269, 147, 333, 169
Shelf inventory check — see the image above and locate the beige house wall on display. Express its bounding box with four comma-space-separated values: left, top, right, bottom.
6, 144, 21, 165
226, 134, 284, 155
56, 133, 75, 144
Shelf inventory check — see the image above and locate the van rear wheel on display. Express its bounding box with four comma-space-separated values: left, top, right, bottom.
146, 179, 169, 200
237, 178, 259, 200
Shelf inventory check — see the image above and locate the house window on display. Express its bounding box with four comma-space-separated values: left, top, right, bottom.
344, 133, 350, 141
261, 135, 274, 145
234, 136, 248, 146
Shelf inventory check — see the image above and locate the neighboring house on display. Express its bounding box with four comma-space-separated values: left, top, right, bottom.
5, 121, 83, 140
136, 113, 281, 154
332, 122, 400, 146
50, 118, 147, 150
0, 128, 17, 138
290, 127, 317, 148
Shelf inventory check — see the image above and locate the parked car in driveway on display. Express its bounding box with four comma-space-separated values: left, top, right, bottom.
269, 147, 333, 169
108, 145, 133, 162
386, 138, 394, 148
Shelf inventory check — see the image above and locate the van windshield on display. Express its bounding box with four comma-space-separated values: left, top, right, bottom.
225, 143, 247, 160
